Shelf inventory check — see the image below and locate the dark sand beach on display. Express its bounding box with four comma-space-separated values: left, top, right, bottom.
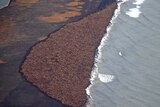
0, 0, 116, 106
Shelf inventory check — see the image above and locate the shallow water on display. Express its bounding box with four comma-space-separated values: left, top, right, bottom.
0, 0, 10, 9
89, 0, 160, 106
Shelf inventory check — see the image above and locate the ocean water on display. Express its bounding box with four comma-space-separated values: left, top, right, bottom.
87, 0, 160, 107
0, 0, 10, 9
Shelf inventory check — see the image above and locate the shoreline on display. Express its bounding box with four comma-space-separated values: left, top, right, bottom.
0, 0, 117, 107
86, 0, 127, 106
21, 2, 117, 107
0, 0, 11, 9
0, 1, 108, 106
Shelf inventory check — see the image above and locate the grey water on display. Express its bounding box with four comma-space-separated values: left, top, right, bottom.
0, 0, 10, 9
90, 0, 160, 107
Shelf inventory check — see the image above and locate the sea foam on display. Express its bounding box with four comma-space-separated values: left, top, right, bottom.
133, 0, 145, 5
86, 0, 128, 106
126, 0, 146, 18
126, 6, 141, 18
98, 73, 114, 83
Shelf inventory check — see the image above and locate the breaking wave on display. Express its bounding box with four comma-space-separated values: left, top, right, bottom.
85, 0, 129, 106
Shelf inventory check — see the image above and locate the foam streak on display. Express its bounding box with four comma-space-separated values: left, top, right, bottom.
86, 0, 128, 106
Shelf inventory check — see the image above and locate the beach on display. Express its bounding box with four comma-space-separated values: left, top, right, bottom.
21, 2, 117, 106
0, 0, 117, 106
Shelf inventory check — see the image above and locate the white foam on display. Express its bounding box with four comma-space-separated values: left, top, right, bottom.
119, 51, 123, 56
85, 85, 91, 96
126, 7, 141, 18
86, 0, 128, 106
126, 0, 146, 18
98, 73, 114, 83
133, 0, 145, 5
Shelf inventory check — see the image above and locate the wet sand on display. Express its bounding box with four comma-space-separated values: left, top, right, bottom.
0, 0, 115, 107
21, 2, 117, 107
